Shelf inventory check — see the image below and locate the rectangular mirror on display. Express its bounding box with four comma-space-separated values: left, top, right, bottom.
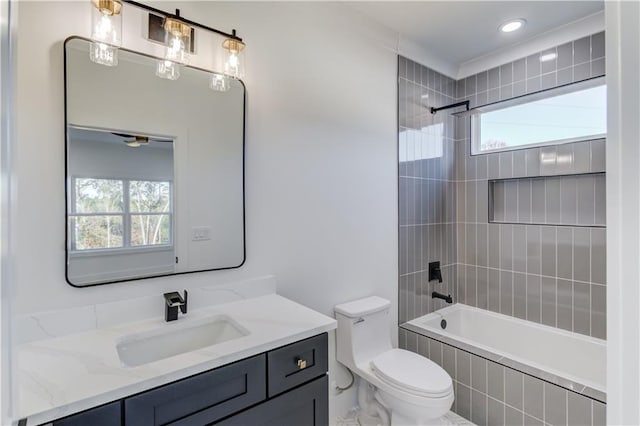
65, 37, 245, 287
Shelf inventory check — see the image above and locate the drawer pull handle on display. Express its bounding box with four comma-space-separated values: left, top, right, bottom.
297, 358, 307, 369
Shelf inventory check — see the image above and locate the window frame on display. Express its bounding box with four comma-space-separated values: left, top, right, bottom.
470, 76, 606, 156
69, 176, 174, 254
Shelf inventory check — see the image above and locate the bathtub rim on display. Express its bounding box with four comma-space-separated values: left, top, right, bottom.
403, 303, 606, 404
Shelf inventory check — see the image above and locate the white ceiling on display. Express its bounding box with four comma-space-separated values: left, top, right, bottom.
348, 1, 603, 68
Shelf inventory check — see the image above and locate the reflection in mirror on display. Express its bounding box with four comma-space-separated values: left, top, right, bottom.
65, 37, 245, 287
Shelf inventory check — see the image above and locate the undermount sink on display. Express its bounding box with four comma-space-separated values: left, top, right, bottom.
116, 314, 249, 367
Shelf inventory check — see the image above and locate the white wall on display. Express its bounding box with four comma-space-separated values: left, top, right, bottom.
605, 1, 640, 424
12, 1, 398, 418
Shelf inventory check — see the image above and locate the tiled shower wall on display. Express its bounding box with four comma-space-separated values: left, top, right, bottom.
398, 58, 458, 323
398, 31, 607, 336
454, 31, 606, 339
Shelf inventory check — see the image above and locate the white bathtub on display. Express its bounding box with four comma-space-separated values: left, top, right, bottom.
405, 303, 606, 395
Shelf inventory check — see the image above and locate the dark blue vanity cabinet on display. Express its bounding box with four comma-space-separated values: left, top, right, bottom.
50, 334, 328, 426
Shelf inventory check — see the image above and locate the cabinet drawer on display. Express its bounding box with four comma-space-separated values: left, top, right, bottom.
267, 333, 328, 397
52, 401, 121, 426
124, 354, 266, 426
214, 375, 328, 426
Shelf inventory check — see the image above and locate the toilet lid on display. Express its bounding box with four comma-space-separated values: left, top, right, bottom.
371, 349, 453, 397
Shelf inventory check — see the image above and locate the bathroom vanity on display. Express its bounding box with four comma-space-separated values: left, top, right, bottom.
51, 334, 328, 426
16, 294, 336, 426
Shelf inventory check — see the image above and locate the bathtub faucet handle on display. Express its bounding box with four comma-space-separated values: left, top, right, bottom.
429, 261, 443, 283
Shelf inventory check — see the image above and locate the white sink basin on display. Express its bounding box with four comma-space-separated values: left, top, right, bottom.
116, 315, 249, 367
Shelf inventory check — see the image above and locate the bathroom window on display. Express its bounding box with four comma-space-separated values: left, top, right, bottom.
69, 177, 172, 251
471, 77, 606, 155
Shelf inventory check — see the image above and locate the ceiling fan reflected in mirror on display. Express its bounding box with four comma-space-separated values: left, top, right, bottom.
111, 132, 173, 148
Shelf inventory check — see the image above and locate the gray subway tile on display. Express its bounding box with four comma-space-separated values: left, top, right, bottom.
525, 148, 540, 177
594, 175, 606, 225
573, 36, 591, 64
557, 42, 573, 69
592, 32, 605, 60
544, 383, 567, 426
501, 271, 514, 316
500, 63, 513, 85
524, 414, 543, 426
488, 67, 500, 89
541, 227, 557, 276
573, 142, 591, 174
540, 146, 557, 176
513, 225, 527, 272
542, 72, 557, 90
466, 75, 477, 96
556, 227, 573, 279
466, 265, 477, 307
526, 54, 540, 78
514, 273, 527, 320
574, 62, 590, 82
513, 80, 526, 97
500, 151, 513, 178
488, 153, 500, 179
477, 267, 489, 310
457, 383, 471, 419
488, 224, 501, 269
526, 225, 541, 274
573, 282, 591, 336
513, 150, 527, 179
558, 67, 573, 85
531, 178, 546, 223
518, 179, 532, 223
477, 224, 488, 267
488, 269, 501, 313
546, 177, 561, 223
500, 224, 513, 270
542, 276, 557, 327
592, 58, 605, 77
526, 274, 542, 323
477, 71, 488, 93
591, 284, 606, 339
523, 374, 544, 420
443, 343, 456, 379
478, 180, 489, 223
472, 389, 488, 426
504, 181, 518, 222
505, 406, 524, 426
574, 227, 591, 282
430, 339, 443, 366
505, 368, 524, 409
456, 349, 471, 386
488, 398, 505, 426
541, 48, 558, 74
567, 391, 591, 426
557, 279, 573, 332
560, 176, 577, 225
593, 401, 606, 426
591, 228, 606, 284
526, 76, 541, 93
513, 58, 526, 82
487, 361, 504, 401
576, 175, 595, 226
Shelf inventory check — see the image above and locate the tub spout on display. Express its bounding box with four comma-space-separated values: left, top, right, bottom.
432, 291, 452, 304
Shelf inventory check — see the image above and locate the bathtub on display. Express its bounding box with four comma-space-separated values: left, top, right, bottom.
404, 303, 606, 403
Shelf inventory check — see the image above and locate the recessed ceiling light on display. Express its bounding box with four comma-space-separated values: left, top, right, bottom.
540, 52, 557, 62
499, 19, 526, 33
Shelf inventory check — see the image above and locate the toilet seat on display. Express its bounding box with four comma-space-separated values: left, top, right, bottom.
370, 349, 453, 398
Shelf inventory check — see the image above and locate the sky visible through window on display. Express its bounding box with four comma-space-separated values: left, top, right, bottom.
479, 84, 606, 152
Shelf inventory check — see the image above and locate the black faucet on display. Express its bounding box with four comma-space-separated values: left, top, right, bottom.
429, 261, 443, 283
432, 291, 452, 304
164, 290, 188, 322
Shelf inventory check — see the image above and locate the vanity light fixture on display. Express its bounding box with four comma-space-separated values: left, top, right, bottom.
89, 0, 123, 66
499, 19, 526, 33
155, 12, 191, 80
222, 30, 246, 80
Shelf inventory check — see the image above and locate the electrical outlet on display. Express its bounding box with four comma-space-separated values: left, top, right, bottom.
192, 226, 211, 241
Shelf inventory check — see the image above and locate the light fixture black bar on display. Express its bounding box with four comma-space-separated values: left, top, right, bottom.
122, 0, 243, 41
430, 100, 470, 115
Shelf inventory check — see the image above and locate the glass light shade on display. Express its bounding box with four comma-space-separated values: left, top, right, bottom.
163, 18, 191, 65
222, 38, 245, 80
156, 60, 180, 80
90, 0, 122, 66
90, 0, 122, 45
89, 42, 119, 67
209, 73, 231, 92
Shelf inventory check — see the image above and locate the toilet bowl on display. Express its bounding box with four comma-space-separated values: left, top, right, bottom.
335, 296, 454, 426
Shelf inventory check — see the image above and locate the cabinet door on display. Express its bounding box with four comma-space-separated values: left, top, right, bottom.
213, 376, 328, 426
125, 355, 266, 426
52, 401, 122, 426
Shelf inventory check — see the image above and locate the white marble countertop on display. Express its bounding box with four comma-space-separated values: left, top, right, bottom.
16, 294, 337, 425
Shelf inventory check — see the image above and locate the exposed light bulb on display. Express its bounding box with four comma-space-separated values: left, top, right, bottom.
162, 17, 191, 66
89, 0, 122, 67
156, 60, 180, 80
222, 37, 246, 80
210, 73, 231, 92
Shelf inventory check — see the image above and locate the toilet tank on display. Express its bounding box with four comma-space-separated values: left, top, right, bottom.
334, 296, 393, 370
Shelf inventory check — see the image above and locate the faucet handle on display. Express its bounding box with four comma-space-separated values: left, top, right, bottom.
164, 290, 188, 313
180, 290, 188, 314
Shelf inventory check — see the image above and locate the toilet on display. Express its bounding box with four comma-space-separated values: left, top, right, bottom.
335, 296, 454, 426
